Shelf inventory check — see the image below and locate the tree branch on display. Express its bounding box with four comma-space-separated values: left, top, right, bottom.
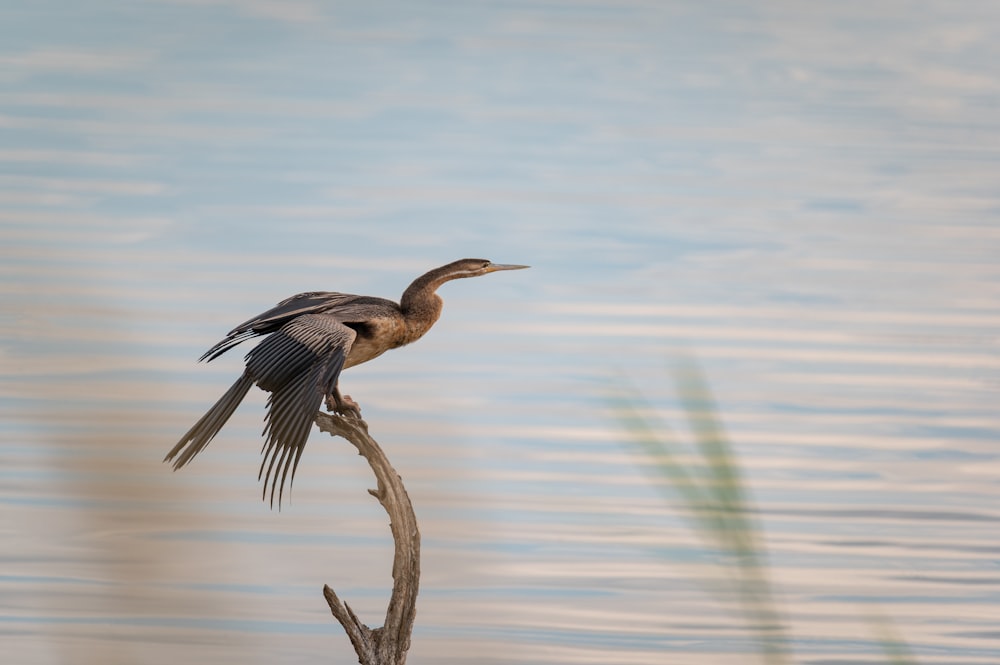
314, 412, 421, 665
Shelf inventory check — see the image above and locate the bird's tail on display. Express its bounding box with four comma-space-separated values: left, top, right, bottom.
164, 372, 255, 470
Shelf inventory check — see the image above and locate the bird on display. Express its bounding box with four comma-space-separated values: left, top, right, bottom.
165, 258, 528, 506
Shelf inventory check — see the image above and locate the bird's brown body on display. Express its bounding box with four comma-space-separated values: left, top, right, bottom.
165, 258, 527, 506
344, 310, 411, 368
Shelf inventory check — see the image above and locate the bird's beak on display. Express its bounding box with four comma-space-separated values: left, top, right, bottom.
486, 263, 530, 273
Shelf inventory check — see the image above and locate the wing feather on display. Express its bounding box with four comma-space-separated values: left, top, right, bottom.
199, 292, 395, 362
244, 313, 355, 506
164, 372, 255, 469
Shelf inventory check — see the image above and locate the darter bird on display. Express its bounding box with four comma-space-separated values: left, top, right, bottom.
165, 258, 528, 506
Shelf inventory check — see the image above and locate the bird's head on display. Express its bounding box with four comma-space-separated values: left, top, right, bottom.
445, 258, 531, 280
402, 259, 529, 310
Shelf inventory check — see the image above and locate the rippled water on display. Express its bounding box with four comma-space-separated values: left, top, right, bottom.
3, 2, 1000, 664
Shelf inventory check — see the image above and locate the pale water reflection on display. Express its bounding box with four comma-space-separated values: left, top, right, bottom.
3, 1, 1000, 664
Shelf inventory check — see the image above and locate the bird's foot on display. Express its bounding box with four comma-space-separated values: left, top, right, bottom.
327, 392, 362, 419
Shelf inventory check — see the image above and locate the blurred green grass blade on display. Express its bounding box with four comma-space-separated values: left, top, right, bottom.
675, 360, 763, 566
612, 365, 791, 664
612, 363, 918, 664
610, 383, 717, 537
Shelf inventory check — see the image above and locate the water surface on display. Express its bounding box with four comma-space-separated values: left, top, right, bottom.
2, 2, 999, 663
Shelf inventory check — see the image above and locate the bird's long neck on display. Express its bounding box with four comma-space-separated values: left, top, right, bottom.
398, 266, 451, 342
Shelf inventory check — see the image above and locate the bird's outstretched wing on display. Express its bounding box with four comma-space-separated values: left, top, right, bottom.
200, 291, 361, 362
164, 372, 255, 471
243, 312, 357, 507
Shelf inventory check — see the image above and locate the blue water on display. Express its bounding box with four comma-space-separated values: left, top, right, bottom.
2, 2, 999, 664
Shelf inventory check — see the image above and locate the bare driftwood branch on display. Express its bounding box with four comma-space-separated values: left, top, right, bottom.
314, 412, 421, 665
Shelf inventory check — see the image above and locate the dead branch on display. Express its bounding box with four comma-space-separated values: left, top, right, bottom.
314, 412, 420, 665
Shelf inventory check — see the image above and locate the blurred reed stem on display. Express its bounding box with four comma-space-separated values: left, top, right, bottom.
613, 360, 920, 664
612, 360, 791, 665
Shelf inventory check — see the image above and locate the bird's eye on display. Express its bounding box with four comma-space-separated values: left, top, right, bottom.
482, 261, 491, 268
